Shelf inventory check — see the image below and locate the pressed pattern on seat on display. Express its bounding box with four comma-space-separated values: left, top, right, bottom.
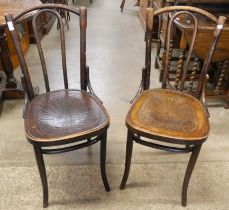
25, 90, 109, 142
126, 89, 209, 142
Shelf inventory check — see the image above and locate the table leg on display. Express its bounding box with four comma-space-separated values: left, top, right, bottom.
0, 27, 24, 115
0, 27, 17, 88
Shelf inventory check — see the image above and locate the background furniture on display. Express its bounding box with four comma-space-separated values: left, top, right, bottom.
153, 0, 229, 108
28, 0, 57, 43
0, 0, 42, 112
0, 0, 58, 114
136, 0, 229, 108
138, 0, 152, 29
120, 6, 225, 206
6, 4, 110, 208
120, 0, 140, 12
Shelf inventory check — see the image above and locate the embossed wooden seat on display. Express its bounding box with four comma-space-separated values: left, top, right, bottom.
126, 89, 209, 143
5, 4, 110, 208
120, 6, 226, 206
25, 90, 109, 142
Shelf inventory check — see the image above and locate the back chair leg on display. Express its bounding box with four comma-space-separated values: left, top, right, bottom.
120, 0, 125, 12
134, 0, 140, 6
33, 145, 49, 208
100, 131, 110, 192
182, 144, 202, 207
120, 130, 134, 189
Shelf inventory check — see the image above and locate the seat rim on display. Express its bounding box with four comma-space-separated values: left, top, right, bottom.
126, 89, 210, 145
24, 89, 110, 144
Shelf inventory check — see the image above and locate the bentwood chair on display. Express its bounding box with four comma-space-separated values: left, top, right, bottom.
120, 6, 226, 206
54, 0, 71, 29
5, 4, 110, 208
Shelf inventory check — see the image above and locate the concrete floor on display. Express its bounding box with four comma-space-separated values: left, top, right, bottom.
0, 0, 229, 209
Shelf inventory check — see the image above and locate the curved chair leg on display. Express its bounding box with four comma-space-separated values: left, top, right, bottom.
33, 145, 49, 208
134, 0, 140, 6
120, 130, 134, 190
182, 144, 202, 207
120, 0, 125, 12
100, 131, 110, 192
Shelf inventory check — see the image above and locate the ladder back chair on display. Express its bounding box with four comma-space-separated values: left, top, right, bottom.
120, 6, 226, 206
5, 4, 110, 208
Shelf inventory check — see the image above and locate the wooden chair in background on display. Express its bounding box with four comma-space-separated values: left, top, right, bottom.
6, 4, 110, 208
54, 0, 71, 29
120, 6, 226, 206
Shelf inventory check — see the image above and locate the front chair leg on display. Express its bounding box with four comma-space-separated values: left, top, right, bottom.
120, 130, 134, 190
134, 0, 140, 6
100, 131, 110, 192
182, 144, 202, 207
120, 0, 125, 12
33, 145, 49, 208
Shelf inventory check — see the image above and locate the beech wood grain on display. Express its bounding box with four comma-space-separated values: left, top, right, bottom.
126, 89, 209, 143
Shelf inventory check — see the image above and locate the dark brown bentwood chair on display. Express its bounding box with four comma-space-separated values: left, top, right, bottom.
5, 4, 110, 208
120, 6, 226, 206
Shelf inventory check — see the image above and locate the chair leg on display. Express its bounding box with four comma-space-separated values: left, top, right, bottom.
100, 131, 110, 192
134, 0, 140, 6
225, 89, 229, 109
33, 145, 49, 208
64, 15, 70, 30
120, 0, 125, 12
120, 130, 134, 190
182, 144, 202, 207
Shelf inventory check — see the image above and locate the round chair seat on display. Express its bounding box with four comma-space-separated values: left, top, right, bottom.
25, 89, 109, 142
126, 89, 210, 144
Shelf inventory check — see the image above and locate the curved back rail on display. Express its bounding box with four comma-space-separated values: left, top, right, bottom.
5, 4, 87, 100
144, 6, 226, 99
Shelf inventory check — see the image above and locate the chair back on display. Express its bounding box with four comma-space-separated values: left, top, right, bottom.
144, 6, 226, 99
5, 4, 87, 100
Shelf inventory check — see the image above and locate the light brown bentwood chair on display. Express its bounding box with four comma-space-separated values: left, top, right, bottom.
120, 6, 226, 206
5, 4, 110, 208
